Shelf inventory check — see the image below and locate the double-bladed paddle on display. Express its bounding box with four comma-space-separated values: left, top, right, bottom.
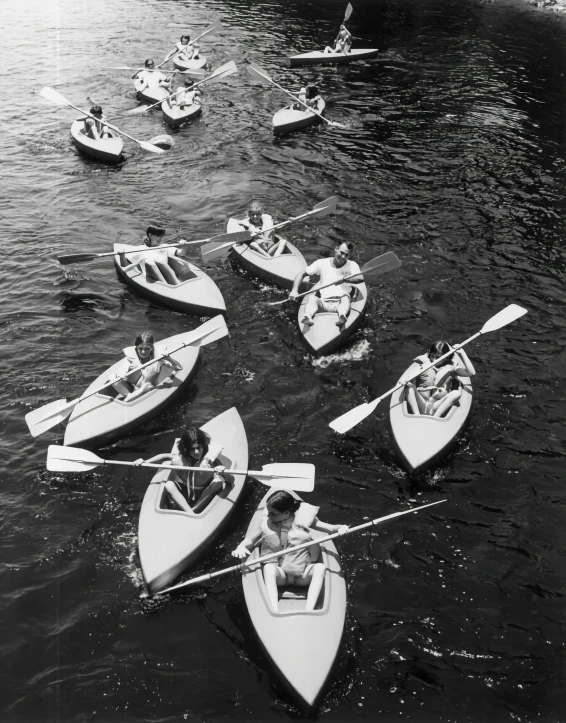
268, 251, 402, 306
200, 196, 338, 263
127, 60, 237, 115
154, 499, 446, 595
247, 62, 347, 129
39, 87, 167, 155
333, 2, 354, 46
56, 229, 251, 266
25, 316, 229, 438
329, 304, 529, 434
46, 445, 315, 492
157, 21, 221, 68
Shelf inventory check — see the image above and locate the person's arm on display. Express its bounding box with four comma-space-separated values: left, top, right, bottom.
340, 262, 364, 284
232, 526, 263, 558
160, 354, 183, 372
452, 346, 476, 377
289, 267, 311, 299
312, 518, 349, 535
134, 452, 175, 469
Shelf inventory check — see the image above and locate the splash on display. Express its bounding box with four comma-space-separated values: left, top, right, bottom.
311, 338, 370, 368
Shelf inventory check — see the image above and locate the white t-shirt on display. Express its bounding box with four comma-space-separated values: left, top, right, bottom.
305, 257, 362, 299
137, 69, 168, 90
238, 213, 274, 240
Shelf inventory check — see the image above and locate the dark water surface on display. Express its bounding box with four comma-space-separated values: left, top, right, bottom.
1, 0, 565, 720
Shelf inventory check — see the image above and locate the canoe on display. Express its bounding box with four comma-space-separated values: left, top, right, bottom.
161, 100, 202, 128
389, 353, 474, 473
134, 79, 170, 106
242, 489, 347, 707
172, 56, 207, 77
138, 407, 248, 592
297, 283, 368, 356
63, 329, 200, 448
273, 99, 326, 135
226, 219, 307, 290
70, 118, 123, 164
114, 242, 226, 316
289, 48, 379, 67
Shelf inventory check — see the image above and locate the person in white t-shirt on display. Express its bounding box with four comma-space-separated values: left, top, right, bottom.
133, 59, 173, 95
289, 242, 364, 327
230, 200, 286, 257
119, 226, 191, 284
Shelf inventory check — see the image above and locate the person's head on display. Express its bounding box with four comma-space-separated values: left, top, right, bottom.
266, 490, 301, 523
145, 58, 155, 68
184, 79, 195, 88
144, 225, 165, 247
90, 105, 103, 118
178, 426, 209, 461
428, 340, 453, 366
306, 85, 318, 100
248, 200, 263, 225
181, 34, 190, 44
134, 332, 155, 361
333, 241, 353, 268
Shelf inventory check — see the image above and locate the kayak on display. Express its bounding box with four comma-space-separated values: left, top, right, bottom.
226, 219, 307, 290
70, 118, 123, 164
242, 489, 347, 707
114, 242, 226, 316
161, 100, 202, 128
273, 99, 326, 135
297, 283, 368, 356
138, 407, 248, 592
289, 49, 379, 67
389, 353, 474, 473
172, 56, 207, 77
63, 329, 201, 448
133, 79, 170, 106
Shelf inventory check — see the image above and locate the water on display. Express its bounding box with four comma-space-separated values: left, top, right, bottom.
1, 0, 565, 720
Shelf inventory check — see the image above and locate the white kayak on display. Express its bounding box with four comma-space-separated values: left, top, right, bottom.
272, 99, 326, 135
289, 48, 379, 67
172, 55, 207, 77
133, 79, 170, 106
161, 100, 202, 127
242, 489, 347, 707
70, 118, 123, 164
138, 407, 248, 592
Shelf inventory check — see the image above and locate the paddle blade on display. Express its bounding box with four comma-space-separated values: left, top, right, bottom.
200, 240, 233, 262
204, 60, 237, 83
312, 196, 338, 217
328, 398, 380, 435
126, 104, 151, 115
149, 134, 175, 150
47, 445, 104, 472
247, 62, 271, 85
189, 315, 229, 347
139, 140, 166, 154
344, 2, 354, 21
481, 304, 527, 334
40, 86, 68, 107
361, 251, 402, 279
252, 463, 315, 492
58, 252, 98, 266
25, 398, 75, 437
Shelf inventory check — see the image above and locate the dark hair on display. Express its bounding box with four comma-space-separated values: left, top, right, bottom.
181, 34, 190, 43
336, 241, 353, 251
428, 340, 453, 366
146, 225, 165, 238
306, 85, 318, 100
178, 426, 210, 459
145, 58, 155, 68
184, 79, 194, 88
134, 332, 155, 360
90, 105, 103, 117
267, 490, 301, 514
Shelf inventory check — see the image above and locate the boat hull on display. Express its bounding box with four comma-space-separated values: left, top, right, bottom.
70, 118, 123, 164
134, 81, 170, 106
272, 99, 325, 135
389, 355, 473, 473
172, 56, 207, 77
138, 408, 248, 592
161, 101, 202, 128
226, 220, 306, 290
289, 48, 379, 67
63, 330, 200, 448
114, 243, 226, 316
242, 489, 347, 707
298, 283, 368, 355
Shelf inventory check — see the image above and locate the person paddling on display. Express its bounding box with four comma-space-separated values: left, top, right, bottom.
133, 59, 173, 94
167, 79, 203, 109
165, 34, 199, 64
231, 200, 286, 257
141, 425, 227, 514
119, 226, 192, 284
289, 242, 364, 327
83, 105, 111, 140
231, 490, 348, 612
325, 24, 352, 54
295, 84, 324, 111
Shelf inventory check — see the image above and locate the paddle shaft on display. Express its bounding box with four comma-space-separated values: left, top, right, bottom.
157, 500, 445, 593
158, 22, 218, 67
54, 97, 150, 147
57, 456, 280, 477
291, 267, 364, 302
266, 75, 331, 125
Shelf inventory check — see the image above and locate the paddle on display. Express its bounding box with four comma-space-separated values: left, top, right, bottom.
329, 304, 528, 434
25, 316, 228, 438
39, 87, 167, 155
200, 196, 338, 263
247, 62, 346, 129
155, 499, 446, 595
268, 251, 402, 306
334, 2, 354, 46
46, 446, 316, 491
127, 60, 237, 115
157, 21, 221, 68
56, 229, 251, 266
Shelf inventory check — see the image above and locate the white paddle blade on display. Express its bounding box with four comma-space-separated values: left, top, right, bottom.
362, 251, 402, 278
206, 60, 237, 81
253, 463, 315, 492
201, 240, 232, 262
328, 398, 380, 434
345, 2, 354, 21
247, 63, 271, 85
139, 140, 166, 154
25, 398, 74, 437
40, 86, 67, 106
47, 445, 103, 472
189, 315, 229, 347
481, 304, 527, 334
